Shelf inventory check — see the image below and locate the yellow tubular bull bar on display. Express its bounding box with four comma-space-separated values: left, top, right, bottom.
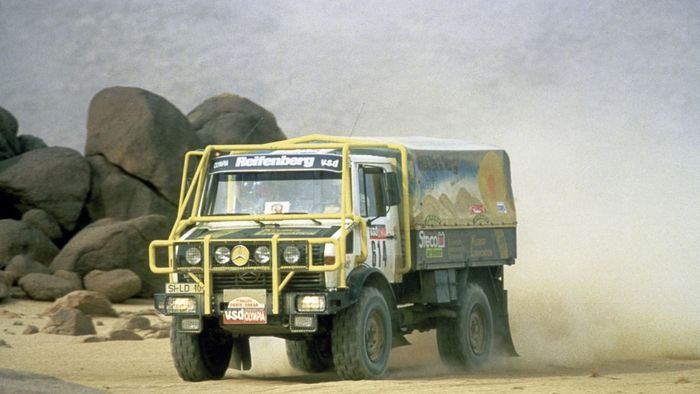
148, 134, 412, 315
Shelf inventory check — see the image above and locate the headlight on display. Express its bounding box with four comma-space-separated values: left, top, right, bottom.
296, 295, 326, 312
254, 246, 271, 264
214, 246, 231, 264
283, 245, 301, 264
185, 247, 202, 265
166, 297, 197, 314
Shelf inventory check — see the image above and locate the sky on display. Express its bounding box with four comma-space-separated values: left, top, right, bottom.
1, 0, 699, 363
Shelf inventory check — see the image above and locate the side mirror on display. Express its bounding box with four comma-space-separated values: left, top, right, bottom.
382, 172, 401, 206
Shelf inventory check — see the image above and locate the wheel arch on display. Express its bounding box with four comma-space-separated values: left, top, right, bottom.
347, 266, 398, 330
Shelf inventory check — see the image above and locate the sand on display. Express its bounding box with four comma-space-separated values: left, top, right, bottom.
0, 298, 698, 393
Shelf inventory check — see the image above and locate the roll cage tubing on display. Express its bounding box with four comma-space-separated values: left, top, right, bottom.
149, 134, 412, 314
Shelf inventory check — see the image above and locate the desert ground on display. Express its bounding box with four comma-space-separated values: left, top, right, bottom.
1, 298, 699, 394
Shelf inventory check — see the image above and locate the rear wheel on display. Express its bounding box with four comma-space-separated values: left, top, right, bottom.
332, 287, 392, 379
286, 335, 334, 372
170, 317, 233, 381
436, 283, 493, 368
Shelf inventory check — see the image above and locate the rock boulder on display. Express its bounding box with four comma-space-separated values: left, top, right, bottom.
17, 134, 48, 153
50, 215, 169, 296
4, 255, 51, 284
21, 209, 62, 242
18, 272, 81, 301
41, 307, 96, 336
85, 155, 176, 222
188, 93, 286, 147
0, 219, 58, 266
0, 147, 91, 231
84, 269, 142, 303
0, 106, 20, 160
43, 290, 117, 317
85, 86, 197, 205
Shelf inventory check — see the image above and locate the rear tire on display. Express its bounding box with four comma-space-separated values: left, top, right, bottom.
436, 283, 493, 368
170, 317, 233, 381
332, 287, 392, 379
286, 335, 334, 372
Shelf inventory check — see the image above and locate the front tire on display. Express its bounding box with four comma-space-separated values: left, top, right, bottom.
436, 283, 494, 368
332, 287, 392, 379
286, 335, 334, 372
170, 317, 233, 381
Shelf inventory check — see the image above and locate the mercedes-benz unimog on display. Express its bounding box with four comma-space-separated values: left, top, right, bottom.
149, 134, 517, 380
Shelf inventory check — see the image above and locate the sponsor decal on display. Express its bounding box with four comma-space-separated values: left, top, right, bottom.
210, 154, 342, 173
369, 225, 387, 240
223, 296, 267, 324
496, 201, 507, 214
469, 204, 487, 214
418, 230, 446, 258
236, 155, 315, 168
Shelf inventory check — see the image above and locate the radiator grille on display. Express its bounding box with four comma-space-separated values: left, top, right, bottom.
213, 271, 325, 292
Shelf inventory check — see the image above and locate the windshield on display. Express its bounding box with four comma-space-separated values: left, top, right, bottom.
203, 171, 342, 216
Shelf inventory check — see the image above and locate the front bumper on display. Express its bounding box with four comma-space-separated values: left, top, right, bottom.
154, 288, 352, 334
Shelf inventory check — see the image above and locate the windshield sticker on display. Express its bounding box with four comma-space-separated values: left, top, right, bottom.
210, 154, 342, 173
264, 201, 290, 214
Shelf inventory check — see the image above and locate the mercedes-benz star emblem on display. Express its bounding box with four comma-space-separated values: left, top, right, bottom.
231, 245, 249, 266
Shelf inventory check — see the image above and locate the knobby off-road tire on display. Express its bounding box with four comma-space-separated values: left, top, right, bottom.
170, 317, 234, 381
332, 287, 392, 380
285, 335, 334, 373
436, 283, 494, 368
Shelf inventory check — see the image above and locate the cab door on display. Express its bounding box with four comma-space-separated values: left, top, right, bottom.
355, 163, 402, 281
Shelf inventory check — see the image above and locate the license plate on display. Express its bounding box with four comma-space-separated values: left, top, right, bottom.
222, 295, 267, 324
165, 283, 204, 293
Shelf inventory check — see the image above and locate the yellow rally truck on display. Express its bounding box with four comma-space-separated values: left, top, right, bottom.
149, 134, 517, 380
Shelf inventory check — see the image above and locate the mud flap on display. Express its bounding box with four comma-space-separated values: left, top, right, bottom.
229, 336, 252, 370
494, 290, 518, 357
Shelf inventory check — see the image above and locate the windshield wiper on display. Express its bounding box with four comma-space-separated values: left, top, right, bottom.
284, 212, 322, 225
254, 220, 280, 228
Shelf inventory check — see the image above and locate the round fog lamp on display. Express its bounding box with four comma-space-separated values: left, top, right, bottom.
254, 246, 271, 264
283, 245, 301, 264
214, 246, 231, 264
185, 247, 202, 265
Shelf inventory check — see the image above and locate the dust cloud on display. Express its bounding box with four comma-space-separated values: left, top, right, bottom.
2, 0, 699, 374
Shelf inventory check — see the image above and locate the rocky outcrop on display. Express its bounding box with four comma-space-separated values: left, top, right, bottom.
84, 269, 142, 303
85, 87, 198, 205
0, 147, 91, 231
50, 215, 169, 296
41, 307, 96, 336
188, 93, 286, 147
1, 89, 286, 304
85, 155, 176, 222
43, 290, 118, 317
0, 219, 59, 266
18, 272, 82, 301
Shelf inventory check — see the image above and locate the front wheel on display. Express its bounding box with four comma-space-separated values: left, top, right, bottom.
170, 317, 233, 381
436, 283, 494, 368
286, 335, 334, 373
332, 287, 392, 379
